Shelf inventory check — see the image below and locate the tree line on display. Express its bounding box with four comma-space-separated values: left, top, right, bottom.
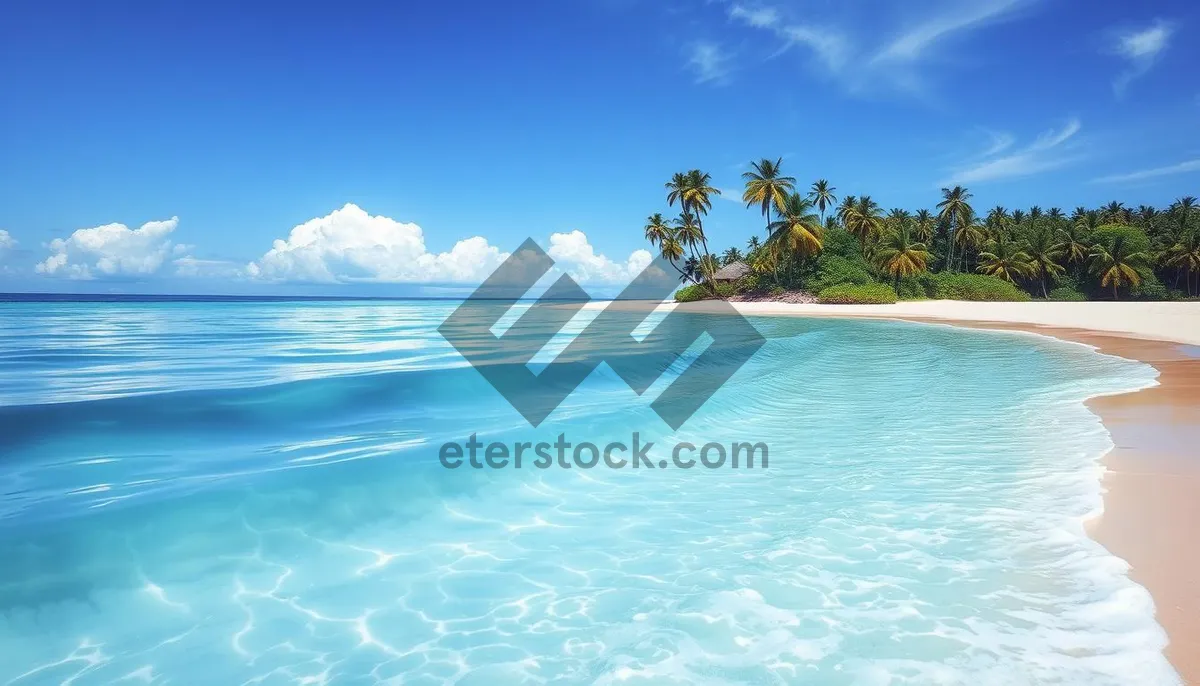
644, 159, 1200, 302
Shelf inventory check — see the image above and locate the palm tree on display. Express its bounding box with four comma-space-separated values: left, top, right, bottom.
913, 209, 936, 243
808, 179, 837, 224
1029, 206, 1044, 225
659, 235, 684, 263
643, 213, 671, 248
680, 256, 701, 284
1163, 231, 1200, 296
953, 212, 987, 272
836, 195, 858, 230
1135, 205, 1158, 229
721, 247, 744, 265
1172, 196, 1197, 239
665, 172, 691, 215
1101, 201, 1128, 225
1025, 225, 1066, 298
977, 232, 1034, 284
1047, 207, 1065, 222
1090, 234, 1149, 300
673, 211, 704, 259
683, 169, 720, 225
844, 196, 883, 254
1076, 210, 1101, 233
1010, 209, 1026, 228
698, 253, 721, 282
667, 171, 720, 282
937, 185, 974, 272
742, 158, 795, 236
746, 235, 761, 253
767, 193, 824, 283
1054, 222, 1091, 267
876, 225, 930, 294
887, 208, 911, 230
986, 206, 1009, 233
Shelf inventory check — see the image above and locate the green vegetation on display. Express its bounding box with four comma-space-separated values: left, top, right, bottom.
818, 283, 898, 305
918, 273, 1031, 302
649, 161, 1199, 302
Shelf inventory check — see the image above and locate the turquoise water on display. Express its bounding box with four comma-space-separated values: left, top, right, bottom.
0, 301, 1178, 685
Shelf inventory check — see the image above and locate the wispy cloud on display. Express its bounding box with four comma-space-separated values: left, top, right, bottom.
729, 4, 848, 72
724, 0, 1038, 96
940, 118, 1083, 185
871, 0, 1029, 65
685, 41, 733, 84
1111, 20, 1174, 97
1093, 158, 1200, 184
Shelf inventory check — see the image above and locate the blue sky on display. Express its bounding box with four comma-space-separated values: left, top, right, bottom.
1, 0, 1197, 295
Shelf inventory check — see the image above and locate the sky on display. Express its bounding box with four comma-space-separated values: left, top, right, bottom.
1, 0, 1198, 296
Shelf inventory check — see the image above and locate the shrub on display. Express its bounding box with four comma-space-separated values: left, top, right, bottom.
1047, 287, 1087, 301
674, 282, 734, 302
919, 272, 1032, 301
818, 283, 898, 304
808, 255, 873, 293
821, 229, 866, 262
1130, 273, 1173, 301
735, 273, 766, 294
896, 276, 927, 301
1091, 224, 1151, 254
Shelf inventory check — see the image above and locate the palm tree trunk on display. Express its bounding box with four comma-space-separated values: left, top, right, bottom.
947, 221, 955, 273
1041, 270, 1048, 299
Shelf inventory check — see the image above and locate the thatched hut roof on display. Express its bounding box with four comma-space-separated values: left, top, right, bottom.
712, 261, 750, 281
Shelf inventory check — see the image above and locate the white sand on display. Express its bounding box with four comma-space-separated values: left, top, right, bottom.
714, 300, 1200, 346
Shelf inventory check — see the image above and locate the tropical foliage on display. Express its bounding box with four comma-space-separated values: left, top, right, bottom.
642, 162, 1199, 302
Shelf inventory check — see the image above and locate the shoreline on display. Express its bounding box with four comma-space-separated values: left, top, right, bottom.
706, 301, 1198, 684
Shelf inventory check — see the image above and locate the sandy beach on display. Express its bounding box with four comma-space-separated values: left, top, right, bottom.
713, 300, 1200, 683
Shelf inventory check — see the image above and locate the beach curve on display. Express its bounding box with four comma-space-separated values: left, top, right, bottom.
702, 299, 1200, 684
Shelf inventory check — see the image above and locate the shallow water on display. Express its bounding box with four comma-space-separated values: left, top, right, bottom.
0, 301, 1178, 684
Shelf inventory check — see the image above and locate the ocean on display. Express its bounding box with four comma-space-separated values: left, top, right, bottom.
0, 299, 1178, 684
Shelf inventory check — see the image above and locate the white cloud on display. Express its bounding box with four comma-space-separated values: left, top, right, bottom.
725, 0, 1036, 96
685, 41, 732, 84
871, 0, 1028, 65
245, 203, 649, 287
1093, 158, 1200, 184
36, 217, 180, 279
246, 203, 507, 284
1111, 20, 1174, 96
729, 4, 779, 29
941, 118, 1082, 185
546, 230, 653, 285
0, 230, 15, 251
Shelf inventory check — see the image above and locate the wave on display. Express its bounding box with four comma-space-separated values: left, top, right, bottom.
0, 304, 1179, 684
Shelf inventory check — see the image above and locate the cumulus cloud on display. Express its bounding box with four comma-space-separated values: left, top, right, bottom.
1111, 20, 1173, 96
245, 204, 506, 284
0, 229, 15, 251
546, 230, 653, 285
36, 217, 181, 279
244, 203, 647, 287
